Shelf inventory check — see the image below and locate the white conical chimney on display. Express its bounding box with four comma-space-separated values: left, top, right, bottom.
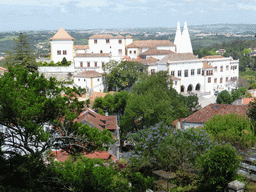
174, 22, 182, 53
181, 21, 193, 53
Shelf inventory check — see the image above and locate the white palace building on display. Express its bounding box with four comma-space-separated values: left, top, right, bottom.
48, 22, 239, 95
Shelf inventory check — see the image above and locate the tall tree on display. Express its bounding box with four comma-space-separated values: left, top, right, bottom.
120, 71, 190, 137
103, 60, 146, 91
0, 65, 113, 159
4, 33, 38, 71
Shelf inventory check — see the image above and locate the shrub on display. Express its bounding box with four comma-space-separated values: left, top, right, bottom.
216, 90, 233, 104
198, 144, 241, 191
204, 114, 255, 150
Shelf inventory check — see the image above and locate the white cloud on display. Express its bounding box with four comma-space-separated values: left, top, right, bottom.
237, 3, 256, 11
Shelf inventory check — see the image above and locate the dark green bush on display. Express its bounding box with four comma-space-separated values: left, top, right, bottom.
198, 144, 241, 191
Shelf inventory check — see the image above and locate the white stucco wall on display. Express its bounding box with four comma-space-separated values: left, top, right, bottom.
51, 40, 74, 63
157, 46, 176, 52
182, 122, 204, 129
74, 56, 111, 73
74, 76, 104, 92
127, 48, 139, 59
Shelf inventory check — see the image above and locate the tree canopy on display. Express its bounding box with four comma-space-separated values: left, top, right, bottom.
120, 71, 191, 137
103, 60, 146, 91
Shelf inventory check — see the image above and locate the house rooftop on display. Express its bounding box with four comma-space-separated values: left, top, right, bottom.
75, 53, 110, 57
74, 71, 102, 78
0, 67, 8, 72
126, 40, 175, 48
89, 34, 115, 39
140, 48, 175, 56
183, 104, 248, 124
202, 55, 225, 59
202, 62, 214, 69
161, 53, 199, 63
74, 45, 89, 50
50, 27, 74, 40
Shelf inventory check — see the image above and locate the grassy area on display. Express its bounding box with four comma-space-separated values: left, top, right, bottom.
0, 36, 18, 42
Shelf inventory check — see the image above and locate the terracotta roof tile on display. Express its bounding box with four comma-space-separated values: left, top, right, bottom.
50, 27, 74, 40
130, 57, 158, 66
75, 109, 118, 131
126, 35, 133, 39
126, 40, 175, 48
202, 55, 225, 59
202, 62, 214, 69
0, 67, 7, 72
243, 98, 256, 105
74, 71, 102, 78
74, 45, 89, 49
140, 48, 175, 56
89, 34, 114, 39
114, 35, 124, 39
89, 92, 115, 108
184, 104, 248, 124
161, 53, 199, 63
170, 75, 180, 81
76, 53, 110, 57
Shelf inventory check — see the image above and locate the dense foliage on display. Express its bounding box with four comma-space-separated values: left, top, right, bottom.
120, 71, 197, 137
199, 144, 241, 191
103, 60, 146, 91
216, 87, 251, 104
38, 60, 72, 66
204, 114, 255, 150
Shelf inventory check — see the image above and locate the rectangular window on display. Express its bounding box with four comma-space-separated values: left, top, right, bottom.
87, 62, 90, 67
184, 70, 188, 77
63, 50, 67, 55
151, 69, 155, 74
220, 66, 223, 72
80, 62, 83, 67
119, 40, 122, 44
214, 78, 217, 83
208, 77, 211, 83
94, 62, 97, 67
197, 69, 201, 75
94, 39, 97, 44
214, 66, 217, 72
134, 50, 136, 54
178, 70, 181, 77
118, 49, 122, 55
57, 50, 61, 55
78, 79, 80, 82
129, 51, 132, 54
202, 70, 204, 76
220, 78, 223, 84
191, 69, 195, 76
170, 71, 175, 76
102, 62, 105, 68
226, 77, 229, 82
175, 81, 177, 85
106, 39, 109, 43
226, 65, 229, 71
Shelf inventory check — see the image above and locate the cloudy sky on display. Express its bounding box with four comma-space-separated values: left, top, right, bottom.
0, 0, 255, 31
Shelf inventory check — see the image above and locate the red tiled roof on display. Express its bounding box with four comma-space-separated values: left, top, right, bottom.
0, 67, 7, 72
50, 149, 115, 162
84, 151, 115, 160
130, 57, 158, 66
140, 48, 175, 56
184, 104, 248, 124
114, 35, 124, 39
74, 71, 102, 78
202, 62, 214, 69
127, 40, 175, 48
170, 75, 180, 81
161, 53, 199, 63
89, 92, 115, 108
126, 35, 133, 39
74, 45, 89, 50
202, 55, 225, 59
75, 109, 118, 131
76, 53, 110, 57
89, 34, 114, 39
243, 98, 256, 105
50, 27, 74, 40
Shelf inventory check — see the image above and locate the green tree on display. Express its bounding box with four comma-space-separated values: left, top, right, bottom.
61, 57, 68, 66
120, 71, 190, 137
199, 144, 241, 192
0, 65, 113, 158
204, 114, 255, 149
103, 60, 146, 91
4, 33, 38, 71
216, 90, 233, 104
